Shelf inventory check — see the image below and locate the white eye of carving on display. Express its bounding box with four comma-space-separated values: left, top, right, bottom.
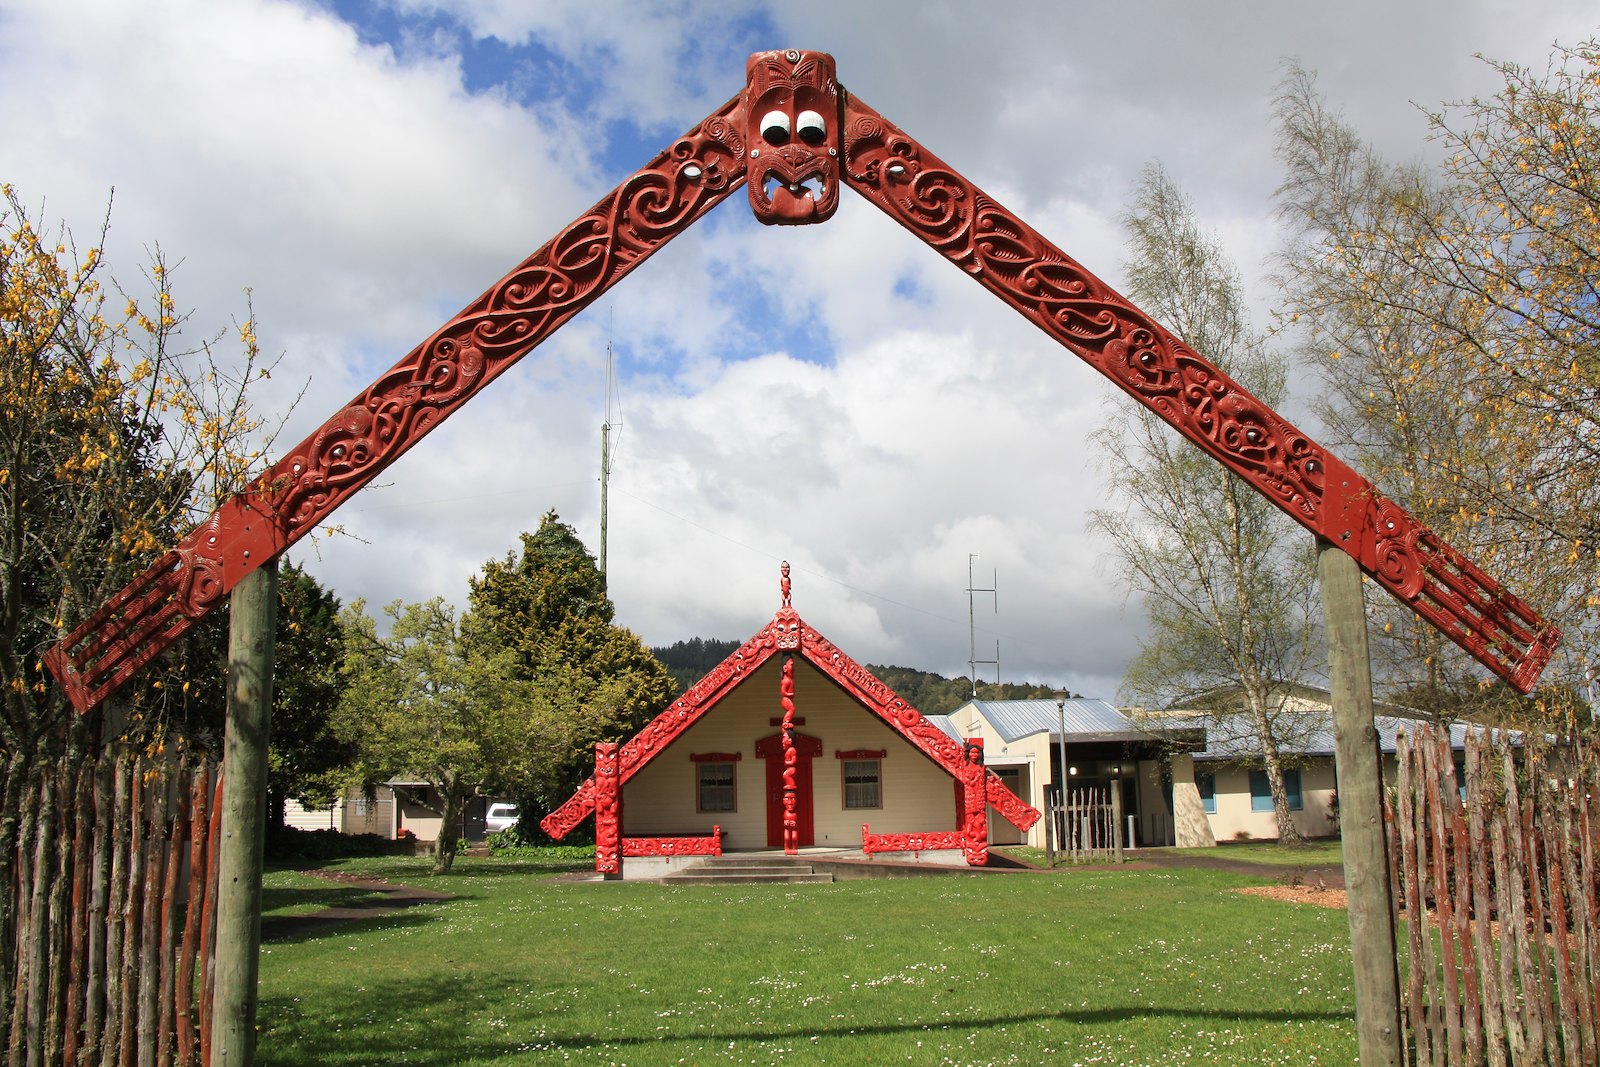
796, 110, 825, 145
761, 110, 790, 144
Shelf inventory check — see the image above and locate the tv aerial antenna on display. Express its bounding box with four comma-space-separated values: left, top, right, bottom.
967, 553, 998, 697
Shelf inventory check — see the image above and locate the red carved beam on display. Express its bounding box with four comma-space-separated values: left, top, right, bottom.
44, 96, 751, 712
839, 93, 1560, 693
622, 828, 722, 858
985, 776, 1041, 832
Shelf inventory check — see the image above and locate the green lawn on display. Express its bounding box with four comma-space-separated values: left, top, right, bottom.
255, 856, 1357, 1066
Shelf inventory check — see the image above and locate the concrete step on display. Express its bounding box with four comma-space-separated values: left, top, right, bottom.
659, 872, 834, 885
675, 864, 817, 878
692, 856, 819, 868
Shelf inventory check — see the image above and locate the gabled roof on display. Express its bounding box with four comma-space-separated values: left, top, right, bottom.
542, 576, 1041, 838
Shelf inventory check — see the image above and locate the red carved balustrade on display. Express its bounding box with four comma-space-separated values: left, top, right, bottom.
860, 827, 967, 858
622, 828, 722, 858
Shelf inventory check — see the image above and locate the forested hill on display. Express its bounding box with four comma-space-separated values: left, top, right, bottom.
650, 638, 1057, 714
651, 638, 742, 696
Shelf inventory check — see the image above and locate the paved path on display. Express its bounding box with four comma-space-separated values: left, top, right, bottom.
261, 870, 454, 941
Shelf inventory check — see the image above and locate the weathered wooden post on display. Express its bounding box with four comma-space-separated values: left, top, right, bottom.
1111, 778, 1124, 863
1318, 540, 1403, 1066
1043, 792, 1055, 868
211, 559, 277, 1067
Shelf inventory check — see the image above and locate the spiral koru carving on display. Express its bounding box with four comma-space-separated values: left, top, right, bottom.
840, 90, 1558, 692
49, 96, 751, 714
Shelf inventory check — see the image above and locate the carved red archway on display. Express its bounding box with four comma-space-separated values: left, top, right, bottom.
44, 47, 1558, 715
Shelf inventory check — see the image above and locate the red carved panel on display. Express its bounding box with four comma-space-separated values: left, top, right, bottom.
779, 656, 799, 853
835, 749, 887, 760
45, 96, 753, 713
744, 53, 840, 225
839, 93, 1559, 693
594, 743, 621, 875
622, 827, 722, 858
860, 826, 968, 857
689, 752, 742, 762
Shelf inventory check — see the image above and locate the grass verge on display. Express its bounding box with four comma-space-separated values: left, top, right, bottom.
1175, 840, 1345, 866
256, 856, 1356, 1066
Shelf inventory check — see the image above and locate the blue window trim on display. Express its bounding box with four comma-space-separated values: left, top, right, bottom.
1249, 768, 1302, 812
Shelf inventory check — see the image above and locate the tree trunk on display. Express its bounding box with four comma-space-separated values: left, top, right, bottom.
0, 749, 30, 1056
433, 780, 462, 875
1246, 696, 1305, 846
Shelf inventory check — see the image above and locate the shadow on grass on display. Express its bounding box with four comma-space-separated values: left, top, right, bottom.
262, 909, 444, 945
260, 975, 1350, 1067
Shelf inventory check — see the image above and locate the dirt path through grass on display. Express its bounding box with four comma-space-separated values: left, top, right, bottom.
261, 870, 455, 941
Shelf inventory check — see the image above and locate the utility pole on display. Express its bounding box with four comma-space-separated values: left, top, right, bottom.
599, 311, 617, 590
966, 554, 997, 697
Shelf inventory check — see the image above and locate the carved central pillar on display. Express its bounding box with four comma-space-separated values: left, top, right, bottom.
594, 742, 621, 877
780, 656, 798, 854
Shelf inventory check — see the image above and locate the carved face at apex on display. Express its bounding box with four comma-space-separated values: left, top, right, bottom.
744, 49, 840, 226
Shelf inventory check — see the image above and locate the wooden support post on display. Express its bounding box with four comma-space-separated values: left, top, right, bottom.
1111, 778, 1124, 863
211, 559, 277, 1067
1043, 794, 1055, 868
1317, 539, 1403, 1067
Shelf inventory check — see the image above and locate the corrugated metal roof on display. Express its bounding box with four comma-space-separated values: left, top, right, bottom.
924, 715, 962, 743
960, 698, 1149, 744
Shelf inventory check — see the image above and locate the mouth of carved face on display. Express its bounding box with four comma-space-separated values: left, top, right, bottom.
757, 168, 832, 211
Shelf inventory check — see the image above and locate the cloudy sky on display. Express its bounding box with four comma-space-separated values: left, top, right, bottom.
2, 0, 1594, 700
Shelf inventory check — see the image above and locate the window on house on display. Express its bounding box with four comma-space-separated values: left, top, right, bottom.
1198, 772, 1216, 814
698, 763, 736, 813
842, 760, 881, 809
1249, 768, 1302, 812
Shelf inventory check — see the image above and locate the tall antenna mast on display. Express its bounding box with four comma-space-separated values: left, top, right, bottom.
600, 309, 616, 590
967, 554, 998, 697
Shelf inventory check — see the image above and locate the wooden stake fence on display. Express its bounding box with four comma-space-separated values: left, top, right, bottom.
2, 751, 222, 1066
1053, 785, 1117, 863
1390, 723, 1599, 1067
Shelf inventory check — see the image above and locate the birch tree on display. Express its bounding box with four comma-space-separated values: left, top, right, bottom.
1091, 163, 1320, 846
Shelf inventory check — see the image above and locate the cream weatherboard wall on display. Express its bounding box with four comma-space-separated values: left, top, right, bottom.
622, 656, 958, 850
